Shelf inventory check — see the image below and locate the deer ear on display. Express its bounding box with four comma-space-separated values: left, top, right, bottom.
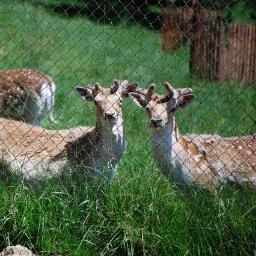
75, 86, 94, 101
128, 92, 148, 108
177, 93, 195, 109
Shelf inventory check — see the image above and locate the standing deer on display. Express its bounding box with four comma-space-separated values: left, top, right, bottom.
0, 80, 137, 181
0, 68, 57, 124
128, 82, 256, 192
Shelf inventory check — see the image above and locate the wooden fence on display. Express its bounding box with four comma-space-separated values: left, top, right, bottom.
161, 6, 256, 85
219, 23, 256, 84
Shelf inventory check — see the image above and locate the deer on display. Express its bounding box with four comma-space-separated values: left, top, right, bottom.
0, 68, 57, 125
128, 82, 256, 193
0, 80, 137, 181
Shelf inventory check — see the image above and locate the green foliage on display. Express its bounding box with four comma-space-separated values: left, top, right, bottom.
228, 1, 256, 24
0, 0, 255, 255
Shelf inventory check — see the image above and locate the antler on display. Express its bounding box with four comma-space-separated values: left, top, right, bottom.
127, 83, 156, 108
112, 79, 141, 96
127, 82, 156, 106
164, 82, 175, 97
115, 80, 139, 97
146, 84, 156, 101
134, 83, 156, 100
111, 79, 121, 93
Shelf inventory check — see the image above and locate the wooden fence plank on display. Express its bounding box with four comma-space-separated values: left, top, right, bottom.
162, 6, 256, 85
251, 26, 256, 83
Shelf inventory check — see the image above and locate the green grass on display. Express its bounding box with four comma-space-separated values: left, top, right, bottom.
0, 0, 256, 255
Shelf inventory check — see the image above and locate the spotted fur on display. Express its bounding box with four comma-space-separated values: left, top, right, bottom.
0, 68, 57, 124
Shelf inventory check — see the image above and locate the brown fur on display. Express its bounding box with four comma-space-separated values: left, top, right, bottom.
0, 68, 56, 124
0, 118, 91, 164
0, 68, 52, 92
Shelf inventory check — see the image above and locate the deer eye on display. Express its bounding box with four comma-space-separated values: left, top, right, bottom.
115, 99, 122, 106
145, 106, 151, 112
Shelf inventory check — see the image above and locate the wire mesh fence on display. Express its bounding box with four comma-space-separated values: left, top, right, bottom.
0, 0, 256, 255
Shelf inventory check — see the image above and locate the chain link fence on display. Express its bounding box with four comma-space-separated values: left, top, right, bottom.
0, 0, 255, 255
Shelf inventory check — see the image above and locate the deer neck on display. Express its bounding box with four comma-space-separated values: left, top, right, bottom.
151, 116, 209, 184
95, 110, 125, 159
151, 117, 178, 168
151, 116, 193, 181
65, 108, 125, 178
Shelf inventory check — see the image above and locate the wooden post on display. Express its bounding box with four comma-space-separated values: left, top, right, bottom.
189, 0, 198, 75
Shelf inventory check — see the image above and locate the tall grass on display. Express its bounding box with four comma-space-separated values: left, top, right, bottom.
0, 1, 255, 255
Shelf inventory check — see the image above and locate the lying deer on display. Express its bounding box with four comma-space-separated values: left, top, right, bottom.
0, 80, 137, 181
0, 68, 57, 124
129, 82, 256, 192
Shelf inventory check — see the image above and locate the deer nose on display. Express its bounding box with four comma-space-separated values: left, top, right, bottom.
105, 112, 117, 121
150, 117, 162, 127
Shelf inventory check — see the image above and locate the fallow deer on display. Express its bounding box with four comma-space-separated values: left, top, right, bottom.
0, 80, 137, 181
0, 68, 57, 124
128, 82, 256, 192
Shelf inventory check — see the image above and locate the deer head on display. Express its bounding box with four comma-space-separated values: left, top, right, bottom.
128, 82, 195, 128
75, 79, 137, 123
